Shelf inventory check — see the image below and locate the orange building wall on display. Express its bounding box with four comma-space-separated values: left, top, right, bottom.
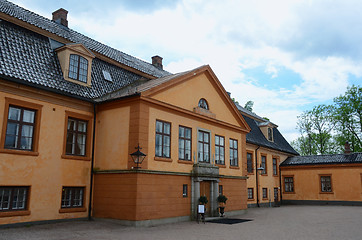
93, 173, 191, 221
281, 165, 362, 203
246, 144, 291, 206
150, 72, 240, 126
219, 178, 247, 211
0, 85, 93, 225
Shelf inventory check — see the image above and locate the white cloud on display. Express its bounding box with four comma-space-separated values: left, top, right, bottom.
13, 0, 362, 143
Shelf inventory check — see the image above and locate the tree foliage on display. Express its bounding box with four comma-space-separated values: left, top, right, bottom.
244, 100, 254, 112
293, 85, 361, 155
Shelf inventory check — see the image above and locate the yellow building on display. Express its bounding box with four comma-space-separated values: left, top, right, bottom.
280, 151, 362, 205
0, 1, 250, 226
235, 105, 299, 207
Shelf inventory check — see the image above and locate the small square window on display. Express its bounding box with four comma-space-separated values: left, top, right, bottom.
182, 184, 188, 197
61, 187, 85, 208
102, 70, 112, 82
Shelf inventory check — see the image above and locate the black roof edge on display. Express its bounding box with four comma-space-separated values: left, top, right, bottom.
280, 161, 360, 167
0, 74, 140, 104
247, 140, 299, 156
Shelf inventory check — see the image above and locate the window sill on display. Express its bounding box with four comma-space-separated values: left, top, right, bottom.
59, 207, 86, 213
61, 154, 91, 161
247, 198, 255, 201
319, 192, 334, 194
154, 156, 172, 162
261, 174, 268, 176
229, 166, 240, 170
178, 159, 193, 165
0, 210, 31, 218
262, 198, 268, 200
247, 172, 255, 175
283, 192, 295, 194
0, 148, 39, 156
273, 174, 278, 177
215, 164, 226, 168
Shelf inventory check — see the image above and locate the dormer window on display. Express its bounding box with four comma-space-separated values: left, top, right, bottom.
69, 54, 88, 83
198, 98, 209, 110
268, 127, 273, 141
55, 43, 94, 87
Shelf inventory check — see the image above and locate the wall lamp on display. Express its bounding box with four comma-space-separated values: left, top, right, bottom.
130, 144, 146, 169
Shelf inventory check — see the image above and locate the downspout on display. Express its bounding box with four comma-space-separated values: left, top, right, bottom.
88, 103, 97, 220
279, 164, 282, 205
255, 146, 260, 207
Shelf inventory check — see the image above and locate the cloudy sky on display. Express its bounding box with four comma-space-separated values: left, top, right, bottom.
10, 0, 362, 142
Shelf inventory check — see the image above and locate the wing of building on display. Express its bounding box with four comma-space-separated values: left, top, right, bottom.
0, 0, 253, 226
280, 150, 362, 206
235, 103, 299, 207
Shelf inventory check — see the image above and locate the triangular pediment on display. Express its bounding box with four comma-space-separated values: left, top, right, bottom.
141, 65, 250, 132
55, 43, 95, 58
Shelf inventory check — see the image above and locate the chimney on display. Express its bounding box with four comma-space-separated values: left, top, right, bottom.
52, 8, 68, 27
152, 55, 163, 70
344, 141, 351, 154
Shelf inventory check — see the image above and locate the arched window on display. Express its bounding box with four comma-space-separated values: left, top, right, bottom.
198, 98, 209, 110
68, 54, 88, 83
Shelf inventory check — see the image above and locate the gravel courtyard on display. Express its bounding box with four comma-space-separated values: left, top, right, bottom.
1, 205, 361, 240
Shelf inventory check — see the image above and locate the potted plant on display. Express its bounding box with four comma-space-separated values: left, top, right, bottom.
199, 196, 208, 205
217, 194, 228, 217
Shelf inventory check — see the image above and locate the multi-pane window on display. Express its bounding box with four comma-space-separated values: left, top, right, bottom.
155, 120, 171, 158
198, 131, 210, 163
247, 152, 253, 173
198, 98, 209, 110
219, 185, 223, 195
0, 187, 29, 211
261, 155, 267, 174
274, 188, 279, 201
183, 184, 188, 197
215, 135, 225, 165
247, 188, 254, 200
284, 177, 294, 193
66, 118, 88, 156
4, 106, 36, 151
179, 126, 191, 161
68, 54, 88, 83
268, 127, 273, 141
229, 139, 238, 166
61, 187, 84, 208
273, 158, 278, 176
320, 176, 332, 192
262, 188, 268, 199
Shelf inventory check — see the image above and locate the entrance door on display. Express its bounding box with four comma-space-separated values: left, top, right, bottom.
200, 181, 211, 215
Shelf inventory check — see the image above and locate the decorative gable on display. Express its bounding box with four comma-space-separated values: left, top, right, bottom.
55, 43, 95, 86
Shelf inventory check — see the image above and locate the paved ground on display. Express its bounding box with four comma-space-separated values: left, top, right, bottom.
1, 206, 362, 240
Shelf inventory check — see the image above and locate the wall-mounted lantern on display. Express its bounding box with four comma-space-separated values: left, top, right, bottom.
130, 144, 146, 169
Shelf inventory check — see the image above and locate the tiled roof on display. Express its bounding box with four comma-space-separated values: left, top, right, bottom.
0, 19, 145, 99
280, 153, 362, 166
243, 114, 299, 155
0, 0, 170, 79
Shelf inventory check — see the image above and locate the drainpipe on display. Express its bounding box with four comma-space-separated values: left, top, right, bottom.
88, 103, 97, 220
279, 164, 282, 205
255, 146, 260, 207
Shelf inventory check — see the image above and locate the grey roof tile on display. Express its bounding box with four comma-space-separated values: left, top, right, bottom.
243, 114, 299, 155
0, 19, 146, 99
280, 153, 362, 166
0, 0, 170, 78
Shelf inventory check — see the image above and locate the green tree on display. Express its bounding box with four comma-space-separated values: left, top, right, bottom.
244, 100, 254, 112
332, 85, 362, 152
296, 105, 335, 155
